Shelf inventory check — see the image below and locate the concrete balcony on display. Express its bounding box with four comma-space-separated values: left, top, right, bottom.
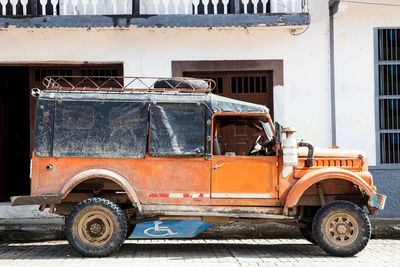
0, 0, 310, 28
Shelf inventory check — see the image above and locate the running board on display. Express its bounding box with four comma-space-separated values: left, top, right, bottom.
140, 205, 294, 220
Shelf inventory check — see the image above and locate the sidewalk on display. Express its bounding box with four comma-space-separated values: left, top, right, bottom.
1, 239, 399, 266
1, 202, 399, 241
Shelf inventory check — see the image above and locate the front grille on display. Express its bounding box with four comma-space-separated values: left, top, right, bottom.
312, 159, 356, 168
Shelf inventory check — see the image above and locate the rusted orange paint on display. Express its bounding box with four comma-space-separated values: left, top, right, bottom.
283, 168, 375, 211
31, 153, 211, 206
211, 156, 278, 200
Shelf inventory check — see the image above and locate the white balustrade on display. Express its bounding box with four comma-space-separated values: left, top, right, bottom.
139, 0, 304, 15
39, 0, 47, 15
222, 0, 229, 14
270, 0, 303, 13
0, 0, 6, 16
242, 0, 248, 14
21, 0, 29, 15
211, 0, 217, 14
0, 0, 304, 17
192, 0, 199, 14
10, 0, 17, 15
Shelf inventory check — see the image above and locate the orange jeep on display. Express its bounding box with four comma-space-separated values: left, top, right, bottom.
12, 77, 386, 257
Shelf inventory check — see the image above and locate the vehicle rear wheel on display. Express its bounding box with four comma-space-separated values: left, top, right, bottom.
312, 200, 371, 257
299, 224, 316, 244
65, 197, 127, 257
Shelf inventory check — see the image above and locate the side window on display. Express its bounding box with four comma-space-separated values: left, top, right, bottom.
213, 116, 267, 156
53, 101, 148, 158
34, 100, 55, 157
149, 103, 205, 157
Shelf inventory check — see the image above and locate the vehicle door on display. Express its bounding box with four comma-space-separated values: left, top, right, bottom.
210, 114, 279, 206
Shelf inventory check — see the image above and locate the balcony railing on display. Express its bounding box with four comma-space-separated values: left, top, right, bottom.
0, 0, 307, 16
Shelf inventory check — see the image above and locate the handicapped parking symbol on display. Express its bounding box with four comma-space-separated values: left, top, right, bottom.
144, 221, 178, 237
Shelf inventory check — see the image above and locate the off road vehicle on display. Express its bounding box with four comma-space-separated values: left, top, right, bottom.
12, 76, 386, 257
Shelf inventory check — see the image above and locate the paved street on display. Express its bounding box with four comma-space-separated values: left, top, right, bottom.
0, 239, 399, 266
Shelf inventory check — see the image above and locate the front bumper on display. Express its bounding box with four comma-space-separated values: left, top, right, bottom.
368, 193, 386, 215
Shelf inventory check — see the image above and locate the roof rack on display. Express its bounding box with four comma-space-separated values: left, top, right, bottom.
41, 76, 215, 93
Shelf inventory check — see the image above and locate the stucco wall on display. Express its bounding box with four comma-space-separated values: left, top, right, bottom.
0, 0, 331, 147
333, 2, 400, 166
370, 169, 400, 218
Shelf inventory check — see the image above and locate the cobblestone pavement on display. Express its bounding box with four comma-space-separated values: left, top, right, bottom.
0, 239, 399, 266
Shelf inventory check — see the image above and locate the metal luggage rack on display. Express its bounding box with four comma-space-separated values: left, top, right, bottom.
41, 76, 215, 93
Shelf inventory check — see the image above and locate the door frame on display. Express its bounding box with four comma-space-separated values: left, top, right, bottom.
172, 60, 284, 86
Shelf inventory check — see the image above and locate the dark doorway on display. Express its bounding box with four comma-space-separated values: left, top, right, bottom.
0, 67, 31, 201
0, 63, 124, 201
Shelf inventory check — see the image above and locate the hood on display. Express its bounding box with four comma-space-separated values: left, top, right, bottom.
298, 147, 367, 159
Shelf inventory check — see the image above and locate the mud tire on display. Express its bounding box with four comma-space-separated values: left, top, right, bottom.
312, 200, 371, 257
66, 197, 127, 257
299, 224, 316, 244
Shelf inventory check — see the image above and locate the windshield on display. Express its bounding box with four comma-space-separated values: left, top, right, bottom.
262, 121, 274, 141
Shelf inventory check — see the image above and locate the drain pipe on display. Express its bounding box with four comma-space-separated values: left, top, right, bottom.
329, 0, 340, 147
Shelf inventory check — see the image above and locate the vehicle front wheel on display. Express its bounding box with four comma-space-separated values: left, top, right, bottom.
65, 197, 127, 257
312, 200, 371, 257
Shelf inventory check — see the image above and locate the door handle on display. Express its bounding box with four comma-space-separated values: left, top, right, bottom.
213, 163, 224, 170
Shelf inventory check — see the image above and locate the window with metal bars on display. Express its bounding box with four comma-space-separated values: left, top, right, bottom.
377, 28, 400, 164
31, 65, 123, 89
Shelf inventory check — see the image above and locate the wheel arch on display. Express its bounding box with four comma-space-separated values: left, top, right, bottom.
284, 168, 374, 215
60, 169, 142, 212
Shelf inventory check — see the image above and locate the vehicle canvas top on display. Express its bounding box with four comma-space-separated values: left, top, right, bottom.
38, 90, 270, 115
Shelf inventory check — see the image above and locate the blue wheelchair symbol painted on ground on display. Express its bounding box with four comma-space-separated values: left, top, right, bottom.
144, 221, 177, 237
130, 219, 212, 239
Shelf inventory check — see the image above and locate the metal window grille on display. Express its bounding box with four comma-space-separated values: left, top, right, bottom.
377, 28, 400, 164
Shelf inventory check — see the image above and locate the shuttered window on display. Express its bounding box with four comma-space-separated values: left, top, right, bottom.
377, 28, 400, 164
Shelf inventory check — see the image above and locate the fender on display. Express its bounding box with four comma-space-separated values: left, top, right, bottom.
283, 168, 374, 214
60, 169, 142, 212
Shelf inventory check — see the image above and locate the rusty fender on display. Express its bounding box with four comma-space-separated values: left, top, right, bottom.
283, 168, 386, 215
60, 169, 142, 211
